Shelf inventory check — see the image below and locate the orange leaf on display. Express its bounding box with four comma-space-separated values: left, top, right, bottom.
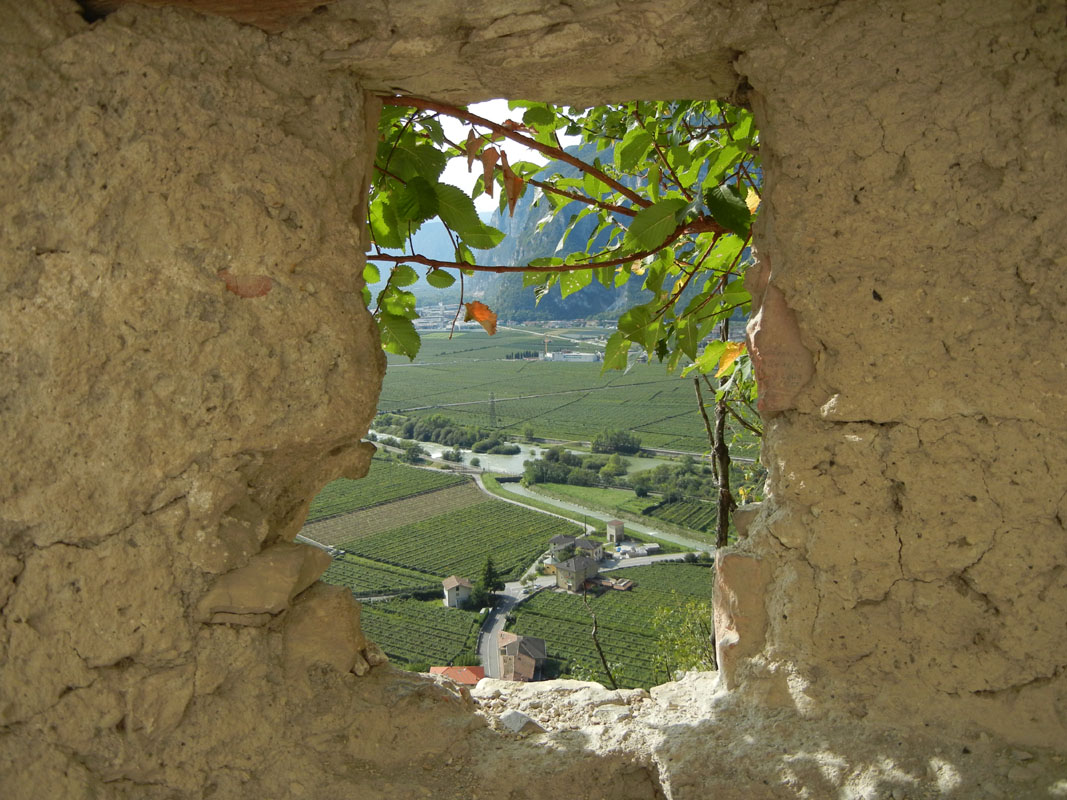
220, 270, 272, 298
480, 147, 500, 198
464, 301, 498, 336
465, 128, 479, 172
715, 341, 746, 377
501, 119, 536, 134
500, 151, 524, 217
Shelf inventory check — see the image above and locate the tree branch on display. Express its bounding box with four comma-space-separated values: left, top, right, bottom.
380, 95, 650, 209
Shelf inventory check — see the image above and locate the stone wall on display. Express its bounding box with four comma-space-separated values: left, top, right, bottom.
1, 0, 1064, 797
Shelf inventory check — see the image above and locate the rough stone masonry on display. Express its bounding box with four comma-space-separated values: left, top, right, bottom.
1, 1, 1064, 798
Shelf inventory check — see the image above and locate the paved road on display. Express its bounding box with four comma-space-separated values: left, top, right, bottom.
483, 478, 714, 553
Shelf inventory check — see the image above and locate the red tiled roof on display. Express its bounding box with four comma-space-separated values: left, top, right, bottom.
442, 575, 473, 590
429, 666, 485, 685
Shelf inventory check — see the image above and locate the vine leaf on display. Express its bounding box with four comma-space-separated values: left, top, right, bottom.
464, 301, 498, 335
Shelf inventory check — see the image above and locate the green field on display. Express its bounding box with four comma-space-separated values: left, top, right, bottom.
645, 499, 718, 532
320, 554, 440, 597
508, 563, 715, 689
359, 597, 482, 667
305, 458, 468, 522
535, 483, 657, 515
341, 499, 581, 582
379, 329, 719, 453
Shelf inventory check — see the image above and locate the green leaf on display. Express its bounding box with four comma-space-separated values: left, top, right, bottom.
378, 311, 421, 360
389, 141, 448, 183
675, 317, 699, 360
602, 332, 631, 372
559, 268, 592, 299
703, 145, 742, 186
527, 256, 565, 268
395, 176, 439, 222
392, 264, 418, 287
704, 183, 751, 236
368, 192, 406, 249
363, 263, 381, 285
616, 128, 653, 172
435, 183, 505, 250
648, 164, 661, 202
523, 105, 557, 127
426, 268, 455, 288
624, 198, 687, 251
681, 340, 728, 376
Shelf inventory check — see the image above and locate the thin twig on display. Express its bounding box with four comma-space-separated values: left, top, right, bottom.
380, 95, 650, 209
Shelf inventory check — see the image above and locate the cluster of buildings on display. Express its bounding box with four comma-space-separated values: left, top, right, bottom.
432, 520, 651, 687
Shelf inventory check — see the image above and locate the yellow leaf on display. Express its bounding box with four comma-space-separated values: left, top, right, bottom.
715, 341, 746, 377
464, 301, 498, 336
745, 188, 761, 213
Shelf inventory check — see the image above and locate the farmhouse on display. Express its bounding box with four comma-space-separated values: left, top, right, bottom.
555, 556, 600, 593
573, 537, 603, 561
548, 534, 575, 555
498, 632, 547, 682
442, 575, 473, 608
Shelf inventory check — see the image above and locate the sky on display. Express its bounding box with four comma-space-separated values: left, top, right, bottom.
437, 99, 570, 214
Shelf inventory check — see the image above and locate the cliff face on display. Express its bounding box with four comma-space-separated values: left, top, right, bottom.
1, 1, 1064, 798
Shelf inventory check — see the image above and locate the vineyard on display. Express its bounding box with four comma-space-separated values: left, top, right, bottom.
320, 554, 440, 597
379, 348, 715, 452
644, 499, 718, 532
304, 458, 467, 523
341, 500, 581, 581
359, 597, 482, 667
507, 563, 715, 689
303, 483, 487, 547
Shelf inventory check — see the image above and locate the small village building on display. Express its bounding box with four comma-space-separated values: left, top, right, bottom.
606, 520, 625, 543
498, 632, 547, 682
442, 575, 473, 608
554, 555, 600, 592
548, 534, 576, 556
429, 666, 485, 686
573, 537, 603, 561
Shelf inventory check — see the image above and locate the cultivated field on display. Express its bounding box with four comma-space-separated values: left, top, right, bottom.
341, 500, 581, 582
304, 458, 467, 523
303, 482, 486, 546
508, 563, 715, 689
359, 597, 482, 667
379, 329, 717, 453
320, 554, 440, 597
645, 498, 718, 532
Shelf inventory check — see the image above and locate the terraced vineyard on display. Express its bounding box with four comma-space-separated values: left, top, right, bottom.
320, 554, 440, 598
341, 500, 580, 581
508, 563, 715, 689
305, 458, 467, 523
359, 598, 482, 667
645, 499, 718, 532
